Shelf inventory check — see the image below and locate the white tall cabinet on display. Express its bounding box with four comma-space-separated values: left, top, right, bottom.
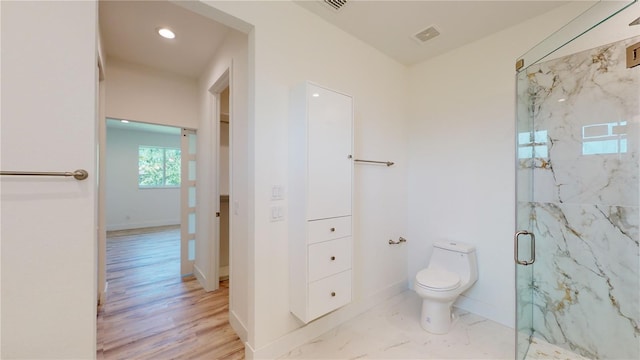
289, 82, 353, 323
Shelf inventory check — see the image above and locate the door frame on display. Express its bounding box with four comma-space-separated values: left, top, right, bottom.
207, 67, 232, 291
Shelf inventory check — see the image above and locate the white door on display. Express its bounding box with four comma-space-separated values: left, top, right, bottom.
181, 128, 197, 275
0, 1, 97, 358
307, 84, 353, 220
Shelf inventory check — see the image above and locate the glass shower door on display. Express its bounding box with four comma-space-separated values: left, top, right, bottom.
515, 1, 638, 359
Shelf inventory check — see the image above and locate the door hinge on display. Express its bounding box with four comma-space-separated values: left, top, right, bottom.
216, 212, 221, 217
627, 42, 640, 69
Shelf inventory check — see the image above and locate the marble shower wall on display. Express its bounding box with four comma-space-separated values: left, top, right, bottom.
517, 36, 640, 359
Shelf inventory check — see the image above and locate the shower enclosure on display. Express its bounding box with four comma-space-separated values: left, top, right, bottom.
515, 1, 639, 359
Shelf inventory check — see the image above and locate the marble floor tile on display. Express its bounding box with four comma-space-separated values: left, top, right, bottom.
280, 291, 515, 359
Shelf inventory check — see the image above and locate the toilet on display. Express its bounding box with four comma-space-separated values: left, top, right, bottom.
414, 241, 478, 334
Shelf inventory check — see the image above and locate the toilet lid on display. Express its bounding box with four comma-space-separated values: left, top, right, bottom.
416, 268, 460, 291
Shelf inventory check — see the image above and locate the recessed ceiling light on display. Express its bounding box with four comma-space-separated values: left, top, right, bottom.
120, 120, 129, 124
157, 27, 176, 39
312, 93, 320, 97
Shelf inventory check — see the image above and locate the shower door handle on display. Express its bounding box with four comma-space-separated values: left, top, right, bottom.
514, 230, 535, 265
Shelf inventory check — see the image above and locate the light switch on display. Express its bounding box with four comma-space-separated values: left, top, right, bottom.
270, 205, 285, 222
271, 185, 285, 200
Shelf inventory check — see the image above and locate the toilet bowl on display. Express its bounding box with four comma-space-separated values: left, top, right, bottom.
414, 241, 478, 334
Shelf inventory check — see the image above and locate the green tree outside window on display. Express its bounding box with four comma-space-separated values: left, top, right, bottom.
139, 146, 181, 187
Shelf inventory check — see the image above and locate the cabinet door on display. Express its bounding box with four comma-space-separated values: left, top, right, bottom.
307, 84, 352, 220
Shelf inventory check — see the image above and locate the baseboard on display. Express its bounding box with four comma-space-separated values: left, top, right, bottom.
106, 220, 179, 231
248, 280, 408, 360
97, 281, 108, 312
244, 341, 257, 360
99, 281, 108, 305
455, 294, 514, 328
193, 264, 208, 290
230, 309, 249, 343
220, 265, 229, 280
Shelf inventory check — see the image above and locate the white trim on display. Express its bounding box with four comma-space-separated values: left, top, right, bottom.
98, 281, 108, 306
207, 67, 231, 292
193, 264, 209, 289
247, 280, 408, 359
219, 265, 229, 280
229, 309, 249, 343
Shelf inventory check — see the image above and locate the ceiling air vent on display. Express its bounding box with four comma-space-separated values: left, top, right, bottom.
323, 0, 348, 11
412, 25, 441, 44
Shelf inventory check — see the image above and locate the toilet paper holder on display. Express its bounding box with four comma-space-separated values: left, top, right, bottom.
389, 237, 407, 245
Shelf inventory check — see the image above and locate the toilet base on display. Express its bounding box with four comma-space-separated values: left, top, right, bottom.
420, 299, 454, 334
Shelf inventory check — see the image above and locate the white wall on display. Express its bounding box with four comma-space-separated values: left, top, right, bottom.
105, 57, 199, 129
200, 1, 409, 355
0, 1, 97, 358
105, 127, 181, 231
406, 1, 640, 328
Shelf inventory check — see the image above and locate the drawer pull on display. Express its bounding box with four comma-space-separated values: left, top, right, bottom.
330, 256, 336, 261
331, 292, 336, 297
330, 227, 336, 232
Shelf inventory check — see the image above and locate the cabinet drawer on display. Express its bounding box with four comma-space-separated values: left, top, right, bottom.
308, 216, 351, 244
308, 238, 351, 282
308, 270, 352, 320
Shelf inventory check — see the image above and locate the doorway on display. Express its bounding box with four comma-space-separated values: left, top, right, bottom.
97, 0, 251, 349
218, 86, 231, 281
207, 69, 231, 290
104, 118, 190, 276
104, 118, 195, 277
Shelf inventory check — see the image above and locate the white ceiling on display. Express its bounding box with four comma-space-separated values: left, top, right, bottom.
99, 0, 569, 77
99, 0, 231, 78
295, 0, 570, 66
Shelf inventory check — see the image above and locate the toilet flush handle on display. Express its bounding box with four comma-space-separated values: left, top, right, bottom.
389, 237, 407, 245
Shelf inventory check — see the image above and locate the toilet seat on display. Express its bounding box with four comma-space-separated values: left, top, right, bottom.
416, 268, 460, 291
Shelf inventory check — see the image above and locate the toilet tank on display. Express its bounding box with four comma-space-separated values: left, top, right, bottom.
429, 241, 477, 284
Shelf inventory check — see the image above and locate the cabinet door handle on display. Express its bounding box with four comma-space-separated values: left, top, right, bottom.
330, 256, 336, 261
330, 227, 336, 232
331, 292, 336, 297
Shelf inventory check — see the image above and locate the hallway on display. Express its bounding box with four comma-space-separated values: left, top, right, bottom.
97, 226, 243, 359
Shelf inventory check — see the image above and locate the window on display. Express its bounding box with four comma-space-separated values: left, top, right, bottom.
582, 121, 627, 155
138, 146, 181, 187
518, 130, 548, 159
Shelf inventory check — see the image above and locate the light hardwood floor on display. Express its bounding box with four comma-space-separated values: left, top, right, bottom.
97, 226, 244, 359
